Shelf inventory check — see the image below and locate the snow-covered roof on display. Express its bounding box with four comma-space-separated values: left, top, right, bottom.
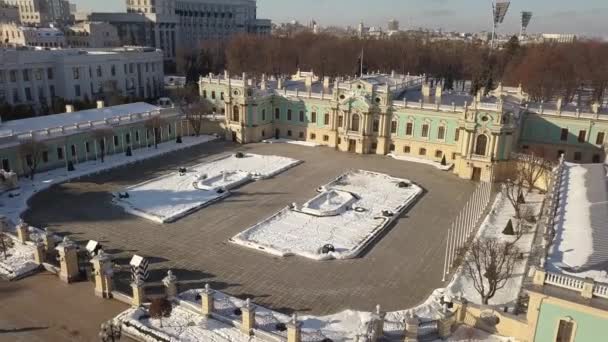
547, 163, 608, 283
0, 102, 160, 137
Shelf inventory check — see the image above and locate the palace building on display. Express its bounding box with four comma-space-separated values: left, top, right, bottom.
199, 70, 608, 182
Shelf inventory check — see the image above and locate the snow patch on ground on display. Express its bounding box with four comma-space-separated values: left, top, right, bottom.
433, 324, 517, 341
0, 236, 39, 280
113, 153, 301, 223
231, 170, 422, 260
116, 306, 256, 342
262, 138, 320, 147
388, 153, 453, 171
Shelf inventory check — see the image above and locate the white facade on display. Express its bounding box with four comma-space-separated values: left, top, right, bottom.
117, 0, 269, 62
0, 46, 164, 110
65, 22, 120, 48
0, 24, 66, 47
0, 1, 20, 24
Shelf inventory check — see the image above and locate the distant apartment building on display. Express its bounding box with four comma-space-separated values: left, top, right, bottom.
0, 46, 164, 111
16, 0, 70, 26
541, 33, 576, 44
0, 1, 20, 24
0, 24, 65, 47
65, 22, 120, 48
91, 0, 270, 64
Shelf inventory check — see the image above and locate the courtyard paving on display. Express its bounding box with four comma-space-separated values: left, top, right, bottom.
24, 141, 477, 315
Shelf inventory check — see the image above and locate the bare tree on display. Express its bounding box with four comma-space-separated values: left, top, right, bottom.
503, 177, 526, 219
145, 116, 168, 149
182, 101, 212, 137
149, 297, 173, 328
18, 139, 46, 180
461, 238, 520, 305
0, 223, 13, 259
515, 152, 553, 195
92, 128, 114, 163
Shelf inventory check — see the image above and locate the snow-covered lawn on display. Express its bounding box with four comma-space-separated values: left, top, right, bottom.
114, 153, 301, 223
262, 138, 320, 147
546, 163, 608, 283
116, 306, 257, 342
446, 191, 544, 307
0, 236, 39, 280
0, 135, 218, 227
388, 153, 453, 171
231, 170, 422, 260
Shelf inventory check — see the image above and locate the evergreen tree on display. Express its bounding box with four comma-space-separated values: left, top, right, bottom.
503, 219, 515, 235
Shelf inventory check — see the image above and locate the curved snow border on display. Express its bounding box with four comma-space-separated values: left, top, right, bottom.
388, 153, 454, 171
230, 170, 423, 261
111, 153, 303, 223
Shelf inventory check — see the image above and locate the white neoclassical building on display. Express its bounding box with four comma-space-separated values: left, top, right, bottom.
0, 46, 164, 110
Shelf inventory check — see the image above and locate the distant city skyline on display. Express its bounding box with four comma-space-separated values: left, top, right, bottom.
70, 0, 607, 39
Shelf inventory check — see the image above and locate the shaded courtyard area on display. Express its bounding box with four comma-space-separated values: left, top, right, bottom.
24, 141, 476, 315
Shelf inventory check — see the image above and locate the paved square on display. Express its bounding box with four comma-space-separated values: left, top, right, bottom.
24, 141, 476, 315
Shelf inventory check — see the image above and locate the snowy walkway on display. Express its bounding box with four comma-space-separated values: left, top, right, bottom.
231, 170, 422, 260
113, 153, 301, 223
262, 138, 320, 147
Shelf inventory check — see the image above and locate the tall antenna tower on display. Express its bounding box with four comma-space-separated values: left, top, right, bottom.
520, 11, 533, 38
491, 0, 511, 49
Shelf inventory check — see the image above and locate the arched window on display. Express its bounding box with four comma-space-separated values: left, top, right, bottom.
232, 106, 240, 122
351, 114, 360, 131
475, 135, 488, 156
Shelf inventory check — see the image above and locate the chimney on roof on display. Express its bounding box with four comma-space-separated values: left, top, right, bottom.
96, 100, 105, 109
65, 104, 74, 113
421, 82, 431, 98
592, 102, 600, 114
435, 83, 442, 100
323, 76, 330, 90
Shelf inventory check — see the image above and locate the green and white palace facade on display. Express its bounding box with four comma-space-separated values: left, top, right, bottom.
199, 70, 608, 182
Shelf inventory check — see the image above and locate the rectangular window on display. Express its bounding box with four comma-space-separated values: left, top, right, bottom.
261, 109, 266, 121
555, 319, 575, 342
389, 144, 395, 152
560, 128, 568, 141
24, 87, 32, 101
578, 130, 586, 143
391, 121, 397, 134
287, 130, 292, 136
299, 131, 304, 139
97, 66, 103, 77
455, 128, 460, 141
287, 109, 292, 121
114, 136, 119, 146
406, 122, 413, 136
452, 152, 457, 160
404, 146, 411, 153
10, 70, 16, 82
371, 143, 378, 150
324, 114, 330, 125
373, 119, 379, 132
22, 70, 29, 81
323, 135, 329, 142
47, 68, 53, 80
135, 131, 140, 142
438, 126, 445, 140
42, 151, 49, 163
311, 112, 317, 123
299, 111, 304, 122
421, 124, 429, 138
310, 133, 316, 140
71, 145, 76, 157
211, 91, 216, 99
126, 134, 131, 144
74, 85, 81, 97
574, 151, 582, 161
275, 108, 280, 119
25, 154, 33, 166
85, 142, 90, 153
419, 148, 427, 156
337, 115, 343, 127
220, 92, 224, 100
73, 67, 79, 80
1, 159, 9, 172
435, 150, 443, 158
596, 132, 605, 145
57, 147, 64, 160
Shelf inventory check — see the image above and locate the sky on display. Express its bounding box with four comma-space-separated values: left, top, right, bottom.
71, 0, 607, 38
